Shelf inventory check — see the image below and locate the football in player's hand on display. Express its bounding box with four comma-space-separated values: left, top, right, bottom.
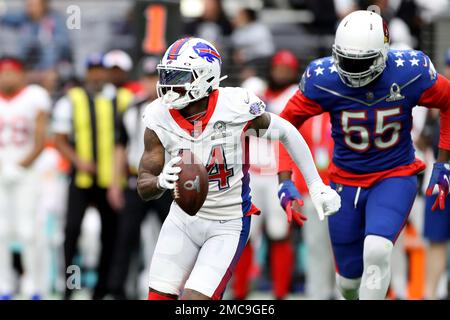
172, 149, 209, 216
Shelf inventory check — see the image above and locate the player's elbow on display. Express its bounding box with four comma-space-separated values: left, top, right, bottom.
136, 179, 151, 201
269, 113, 299, 146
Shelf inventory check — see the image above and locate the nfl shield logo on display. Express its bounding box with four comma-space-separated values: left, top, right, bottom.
249, 101, 264, 116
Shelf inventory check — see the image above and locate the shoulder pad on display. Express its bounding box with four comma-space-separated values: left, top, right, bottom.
388, 49, 437, 83
299, 56, 337, 99
219, 87, 266, 121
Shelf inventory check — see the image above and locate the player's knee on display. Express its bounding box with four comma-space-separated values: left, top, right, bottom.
181, 289, 211, 300
363, 235, 393, 268
336, 274, 360, 300
148, 278, 181, 298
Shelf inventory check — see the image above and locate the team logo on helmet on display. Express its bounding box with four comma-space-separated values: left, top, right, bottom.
193, 42, 221, 63
382, 19, 390, 44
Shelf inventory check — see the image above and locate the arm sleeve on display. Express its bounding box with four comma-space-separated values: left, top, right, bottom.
279, 89, 325, 128
142, 102, 169, 149
261, 112, 322, 187
418, 74, 450, 150
278, 89, 324, 173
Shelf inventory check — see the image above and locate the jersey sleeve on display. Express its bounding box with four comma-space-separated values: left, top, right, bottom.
30, 85, 52, 113
223, 87, 266, 123
416, 53, 450, 150
142, 100, 170, 148
279, 89, 325, 129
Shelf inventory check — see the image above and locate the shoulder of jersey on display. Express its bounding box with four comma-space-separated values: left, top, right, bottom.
299, 56, 338, 95
142, 98, 166, 125
218, 87, 266, 119
387, 49, 437, 82
25, 84, 49, 97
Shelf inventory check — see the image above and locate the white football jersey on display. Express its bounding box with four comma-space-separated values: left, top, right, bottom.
143, 87, 266, 220
0, 85, 51, 165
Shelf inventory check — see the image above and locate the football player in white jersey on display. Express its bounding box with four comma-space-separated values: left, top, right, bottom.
137, 38, 341, 300
0, 57, 51, 299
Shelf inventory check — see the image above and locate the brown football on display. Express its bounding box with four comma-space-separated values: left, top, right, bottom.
172, 150, 209, 216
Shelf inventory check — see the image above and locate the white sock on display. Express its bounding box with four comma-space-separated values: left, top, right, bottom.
360, 235, 393, 300
336, 274, 361, 300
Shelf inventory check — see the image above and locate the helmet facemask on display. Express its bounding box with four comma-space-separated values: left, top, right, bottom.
332, 44, 387, 88
157, 64, 215, 110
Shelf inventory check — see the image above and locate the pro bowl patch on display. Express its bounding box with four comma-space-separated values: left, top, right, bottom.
249, 101, 265, 116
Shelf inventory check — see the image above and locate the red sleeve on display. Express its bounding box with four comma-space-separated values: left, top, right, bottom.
418, 74, 450, 150
278, 90, 324, 173
279, 90, 325, 128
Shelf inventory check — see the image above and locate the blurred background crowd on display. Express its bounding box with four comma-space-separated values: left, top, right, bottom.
0, 0, 450, 300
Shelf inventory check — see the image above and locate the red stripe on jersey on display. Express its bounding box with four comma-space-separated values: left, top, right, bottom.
328, 159, 426, 188
169, 89, 219, 135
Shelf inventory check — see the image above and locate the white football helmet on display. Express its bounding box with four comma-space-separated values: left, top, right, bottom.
156, 37, 225, 109
332, 10, 390, 88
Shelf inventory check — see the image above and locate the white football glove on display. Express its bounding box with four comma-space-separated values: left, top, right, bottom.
309, 181, 341, 221
157, 156, 182, 190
